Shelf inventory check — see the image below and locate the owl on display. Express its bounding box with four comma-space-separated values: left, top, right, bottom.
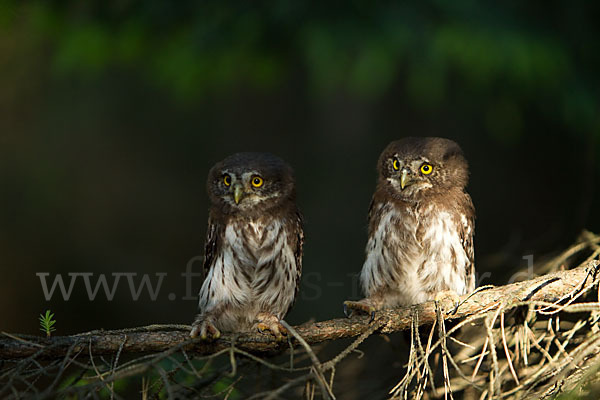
344, 137, 475, 318
190, 152, 303, 340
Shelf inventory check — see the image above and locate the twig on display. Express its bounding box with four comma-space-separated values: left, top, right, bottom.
2, 263, 597, 361
280, 320, 334, 400
501, 312, 520, 386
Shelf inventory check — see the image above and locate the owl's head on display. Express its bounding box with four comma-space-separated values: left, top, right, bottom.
377, 137, 469, 201
207, 152, 296, 214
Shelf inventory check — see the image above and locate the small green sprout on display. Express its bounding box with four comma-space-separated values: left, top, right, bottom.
39, 310, 57, 337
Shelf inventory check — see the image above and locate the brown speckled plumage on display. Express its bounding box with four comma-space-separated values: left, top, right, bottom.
190, 153, 303, 340
347, 137, 475, 314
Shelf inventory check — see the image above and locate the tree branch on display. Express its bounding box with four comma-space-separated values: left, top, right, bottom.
2, 262, 598, 361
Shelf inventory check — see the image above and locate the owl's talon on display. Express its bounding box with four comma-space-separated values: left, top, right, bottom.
343, 303, 353, 318
449, 301, 460, 316
434, 290, 461, 315
257, 322, 269, 333
343, 300, 376, 322
190, 318, 221, 341
256, 315, 287, 341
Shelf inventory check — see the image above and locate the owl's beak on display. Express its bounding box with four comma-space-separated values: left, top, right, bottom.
400, 169, 412, 190
233, 184, 244, 204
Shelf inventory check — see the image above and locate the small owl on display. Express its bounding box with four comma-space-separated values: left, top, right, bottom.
190, 152, 303, 340
345, 137, 475, 317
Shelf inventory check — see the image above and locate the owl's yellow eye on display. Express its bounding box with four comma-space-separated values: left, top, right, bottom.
392, 159, 400, 171
251, 176, 264, 188
223, 174, 231, 186
420, 163, 433, 175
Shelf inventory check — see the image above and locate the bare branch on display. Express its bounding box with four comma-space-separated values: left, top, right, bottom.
1, 262, 598, 361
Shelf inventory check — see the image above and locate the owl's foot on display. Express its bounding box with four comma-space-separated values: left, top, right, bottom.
343, 299, 377, 322
190, 317, 221, 341
255, 313, 287, 341
434, 290, 461, 315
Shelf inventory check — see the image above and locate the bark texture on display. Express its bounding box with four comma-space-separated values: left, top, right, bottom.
2, 263, 596, 360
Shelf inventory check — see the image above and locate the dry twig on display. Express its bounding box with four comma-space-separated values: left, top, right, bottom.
2, 233, 600, 399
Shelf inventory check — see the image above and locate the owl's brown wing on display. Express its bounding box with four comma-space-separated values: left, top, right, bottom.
367, 197, 376, 223
292, 210, 304, 300
201, 214, 221, 284
366, 196, 386, 235
282, 209, 304, 316
460, 195, 476, 292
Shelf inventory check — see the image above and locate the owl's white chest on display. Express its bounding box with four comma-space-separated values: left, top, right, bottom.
225, 220, 284, 266
360, 204, 470, 307
199, 218, 298, 329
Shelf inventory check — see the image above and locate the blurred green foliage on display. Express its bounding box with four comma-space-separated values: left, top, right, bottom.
1, 1, 597, 135
1, 2, 599, 397
1, 0, 599, 347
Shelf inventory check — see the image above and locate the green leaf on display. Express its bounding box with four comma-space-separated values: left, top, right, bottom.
39, 309, 57, 337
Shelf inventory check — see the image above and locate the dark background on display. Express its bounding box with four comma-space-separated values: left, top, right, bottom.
1, 1, 599, 337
